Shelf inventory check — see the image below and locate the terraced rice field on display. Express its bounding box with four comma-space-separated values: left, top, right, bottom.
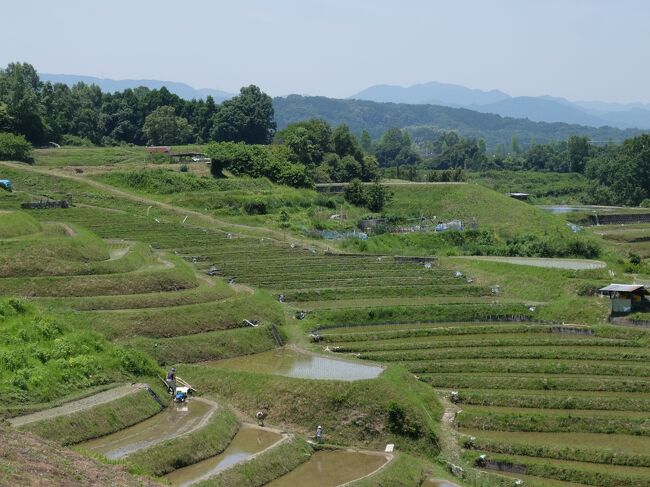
320, 320, 650, 486
4, 162, 648, 486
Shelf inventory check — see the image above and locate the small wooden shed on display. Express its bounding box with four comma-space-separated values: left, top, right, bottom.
598, 284, 649, 313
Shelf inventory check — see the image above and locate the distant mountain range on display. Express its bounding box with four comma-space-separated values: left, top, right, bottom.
350, 81, 650, 130
40, 74, 234, 103
273, 95, 641, 150
41, 73, 650, 132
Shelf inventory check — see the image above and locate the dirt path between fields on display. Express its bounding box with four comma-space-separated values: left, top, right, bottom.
9, 383, 148, 428
438, 395, 462, 465
1, 162, 332, 252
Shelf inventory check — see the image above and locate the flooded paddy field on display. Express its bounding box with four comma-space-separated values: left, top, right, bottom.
165, 425, 283, 486
204, 348, 384, 381
457, 255, 606, 270
80, 399, 214, 459
267, 450, 391, 487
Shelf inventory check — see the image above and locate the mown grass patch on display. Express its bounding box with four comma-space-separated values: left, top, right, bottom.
46, 279, 234, 311
0, 253, 198, 297
348, 452, 433, 487
85, 291, 284, 340
126, 327, 279, 365
0, 210, 41, 238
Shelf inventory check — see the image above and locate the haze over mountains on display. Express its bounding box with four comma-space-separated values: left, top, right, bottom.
351, 81, 650, 130
40, 74, 234, 103
43, 74, 650, 131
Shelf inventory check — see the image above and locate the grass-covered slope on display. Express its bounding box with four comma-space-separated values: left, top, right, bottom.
181, 365, 441, 456
0, 425, 163, 487
0, 209, 41, 238
0, 299, 159, 408
386, 183, 569, 236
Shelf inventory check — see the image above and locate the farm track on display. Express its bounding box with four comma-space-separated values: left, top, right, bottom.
9, 383, 148, 427
0, 162, 332, 250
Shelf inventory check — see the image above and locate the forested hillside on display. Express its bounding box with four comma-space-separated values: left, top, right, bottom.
273, 95, 641, 150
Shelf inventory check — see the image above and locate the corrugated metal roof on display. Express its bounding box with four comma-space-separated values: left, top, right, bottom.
599, 284, 645, 292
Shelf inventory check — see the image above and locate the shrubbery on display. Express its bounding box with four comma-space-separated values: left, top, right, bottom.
0, 300, 159, 404
206, 141, 312, 188
60, 134, 94, 147
0, 132, 32, 162
344, 179, 393, 212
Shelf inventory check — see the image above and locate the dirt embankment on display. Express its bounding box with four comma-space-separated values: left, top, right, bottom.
0, 425, 164, 487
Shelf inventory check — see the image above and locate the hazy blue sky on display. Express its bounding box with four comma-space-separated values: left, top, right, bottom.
2, 0, 649, 102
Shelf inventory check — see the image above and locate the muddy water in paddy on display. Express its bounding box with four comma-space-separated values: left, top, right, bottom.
421, 480, 462, 487
80, 400, 212, 459
205, 348, 383, 381
460, 255, 606, 270
164, 426, 282, 486
267, 450, 390, 487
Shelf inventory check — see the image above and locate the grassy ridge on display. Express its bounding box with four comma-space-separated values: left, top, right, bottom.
457, 408, 650, 436
465, 434, 650, 467
19, 387, 164, 445
0, 253, 198, 297
0, 210, 41, 238
49, 279, 234, 311
0, 224, 113, 277
348, 452, 431, 487
126, 406, 239, 476
127, 327, 279, 365
194, 436, 312, 487
468, 451, 650, 487
180, 365, 441, 455
84, 291, 284, 340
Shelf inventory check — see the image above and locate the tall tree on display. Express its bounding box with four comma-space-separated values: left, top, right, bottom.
567, 135, 590, 173
211, 85, 275, 144
0, 62, 48, 143
375, 128, 420, 167
142, 105, 192, 145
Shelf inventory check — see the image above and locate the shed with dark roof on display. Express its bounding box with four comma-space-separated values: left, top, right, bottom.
598, 284, 649, 313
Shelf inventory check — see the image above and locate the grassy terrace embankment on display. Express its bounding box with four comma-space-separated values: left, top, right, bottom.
3, 152, 649, 486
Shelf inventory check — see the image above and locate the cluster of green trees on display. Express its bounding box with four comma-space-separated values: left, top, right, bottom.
275, 119, 379, 182
344, 179, 393, 212
0, 62, 274, 146
396, 130, 650, 206
206, 142, 312, 188
274, 95, 639, 148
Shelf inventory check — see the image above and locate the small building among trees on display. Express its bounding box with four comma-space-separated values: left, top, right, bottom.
598, 284, 649, 314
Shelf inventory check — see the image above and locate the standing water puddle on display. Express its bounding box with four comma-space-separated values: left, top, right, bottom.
205, 348, 383, 381
267, 450, 391, 487
80, 400, 212, 459
460, 256, 606, 270
165, 426, 282, 486
421, 480, 462, 487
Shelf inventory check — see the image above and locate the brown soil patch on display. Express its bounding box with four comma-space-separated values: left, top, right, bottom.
0, 425, 163, 486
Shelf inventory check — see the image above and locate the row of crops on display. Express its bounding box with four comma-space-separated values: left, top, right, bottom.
319, 319, 650, 486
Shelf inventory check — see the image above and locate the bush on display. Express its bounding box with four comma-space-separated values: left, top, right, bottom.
205, 142, 313, 188
60, 134, 94, 147
243, 199, 268, 215
179, 163, 189, 172
0, 132, 33, 162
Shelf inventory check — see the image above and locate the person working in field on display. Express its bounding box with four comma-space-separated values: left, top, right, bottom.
166, 367, 177, 395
